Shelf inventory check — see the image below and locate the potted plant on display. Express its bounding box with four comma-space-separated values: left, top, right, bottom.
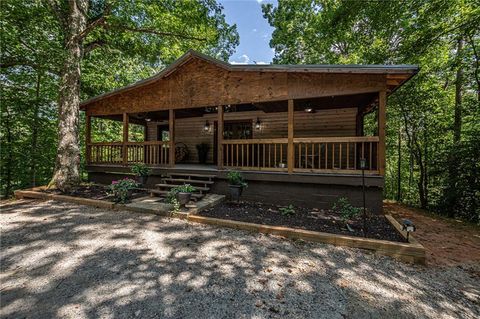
108, 178, 138, 203
131, 163, 151, 186
196, 143, 210, 164
227, 171, 248, 201
171, 184, 196, 207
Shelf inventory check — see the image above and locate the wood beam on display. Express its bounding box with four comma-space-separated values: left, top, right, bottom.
169, 109, 175, 167
378, 91, 386, 175
287, 99, 294, 173
356, 108, 364, 136
122, 113, 129, 165
217, 105, 224, 169
85, 115, 91, 164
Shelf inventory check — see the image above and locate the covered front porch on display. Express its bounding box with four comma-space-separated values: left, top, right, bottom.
85, 92, 386, 177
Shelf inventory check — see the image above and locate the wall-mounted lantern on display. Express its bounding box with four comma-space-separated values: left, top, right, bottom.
204, 120, 211, 132
304, 103, 314, 113
255, 117, 261, 130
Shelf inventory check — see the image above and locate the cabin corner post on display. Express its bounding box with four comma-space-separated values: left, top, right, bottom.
85, 114, 91, 164
169, 109, 175, 167
287, 99, 294, 173
217, 105, 224, 169
378, 91, 386, 175
122, 113, 129, 166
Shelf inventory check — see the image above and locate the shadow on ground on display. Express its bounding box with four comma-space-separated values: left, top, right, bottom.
1, 200, 479, 318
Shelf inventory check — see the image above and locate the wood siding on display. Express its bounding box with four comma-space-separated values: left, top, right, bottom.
147, 108, 357, 163
85, 57, 386, 116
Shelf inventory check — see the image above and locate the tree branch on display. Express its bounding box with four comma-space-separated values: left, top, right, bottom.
84, 39, 107, 55
78, 2, 112, 39
105, 23, 208, 42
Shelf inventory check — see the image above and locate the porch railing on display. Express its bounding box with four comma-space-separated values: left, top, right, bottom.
222, 138, 288, 171
222, 136, 379, 174
87, 137, 379, 175
87, 141, 170, 166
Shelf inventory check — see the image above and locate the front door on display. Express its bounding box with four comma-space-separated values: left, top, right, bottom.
213, 120, 253, 165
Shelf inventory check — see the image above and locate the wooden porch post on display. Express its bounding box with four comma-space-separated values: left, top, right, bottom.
122, 112, 129, 166
85, 114, 91, 164
287, 99, 294, 173
356, 108, 364, 136
169, 109, 175, 167
378, 91, 386, 175
217, 105, 224, 169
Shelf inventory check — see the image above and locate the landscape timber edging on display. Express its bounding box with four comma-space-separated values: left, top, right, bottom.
14, 187, 426, 265
187, 214, 426, 265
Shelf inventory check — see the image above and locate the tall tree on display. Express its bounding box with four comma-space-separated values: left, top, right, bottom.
42, 0, 239, 191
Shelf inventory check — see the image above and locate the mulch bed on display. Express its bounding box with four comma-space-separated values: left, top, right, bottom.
199, 201, 406, 242
43, 184, 150, 203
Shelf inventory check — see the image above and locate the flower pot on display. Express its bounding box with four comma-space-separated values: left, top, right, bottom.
176, 192, 192, 206
228, 184, 243, 202
137, 175, 148, 186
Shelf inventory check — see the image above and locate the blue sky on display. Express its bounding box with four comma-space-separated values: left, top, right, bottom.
218, 0, 277, 64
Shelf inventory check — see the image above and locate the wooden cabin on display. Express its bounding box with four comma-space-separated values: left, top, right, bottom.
81, 50, 418, 213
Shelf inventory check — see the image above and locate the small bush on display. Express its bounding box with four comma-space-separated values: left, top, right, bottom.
279, 204, 296, 216
131, 163, 151, 176
227, 171, 248, 187
173, 184, 196, 193
332, 197, 361, 222
108, 178, 138, 203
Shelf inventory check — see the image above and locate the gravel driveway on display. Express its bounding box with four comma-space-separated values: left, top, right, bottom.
1, 200, 479, 319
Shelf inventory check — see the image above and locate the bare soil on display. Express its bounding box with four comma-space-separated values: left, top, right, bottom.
385, 202, 480, 268
199, 201, 406, 242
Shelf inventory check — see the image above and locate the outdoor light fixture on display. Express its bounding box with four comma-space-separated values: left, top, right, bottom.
304, 103, 314, 113
402, 219, 416, 241
204, 120, 211, 132
255, 118, 261, 130
360, 158, 366, 169
360, 157, 367, 237
145, 118, 151, 122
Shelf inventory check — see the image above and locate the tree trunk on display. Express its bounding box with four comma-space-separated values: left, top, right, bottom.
4, 107, 13, 197
453, 37, 464, 145
50, 0, 88, 191
397, 126, 401, 202
30, 72, 41, 187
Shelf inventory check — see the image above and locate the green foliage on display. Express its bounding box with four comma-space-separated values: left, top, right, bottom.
0, 0, 238, 197
332, 197, 362, 223
131, 163, 151, 177
173, 184, 196, 193
264, 0, 480, 223
166, 184, 195, 212
108, 178, 138, 203
279, 204, 296, 216
227, 171, 248, 187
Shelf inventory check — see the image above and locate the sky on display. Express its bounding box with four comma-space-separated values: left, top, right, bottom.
218, 0, 277, 64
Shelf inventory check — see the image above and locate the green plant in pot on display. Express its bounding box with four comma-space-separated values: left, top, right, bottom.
196, 143, 210, 164
131, 163, 151, 186
227, 171, 247, 202
108, 178, 138, 203
169, 184, 196, 207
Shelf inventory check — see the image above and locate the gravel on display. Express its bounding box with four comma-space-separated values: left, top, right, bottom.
1, 200, 479, 319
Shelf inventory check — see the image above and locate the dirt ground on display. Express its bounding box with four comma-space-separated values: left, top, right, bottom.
385, 202, 480, 268
1, 200, 479, 319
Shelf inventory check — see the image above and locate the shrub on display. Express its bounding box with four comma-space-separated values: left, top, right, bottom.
279, 204, 296, 216
131, 163, 151, 176
332, 197, 361, 223
227, 171, 248, 187
173, 184, 196, 193
108, 178, 138, 203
